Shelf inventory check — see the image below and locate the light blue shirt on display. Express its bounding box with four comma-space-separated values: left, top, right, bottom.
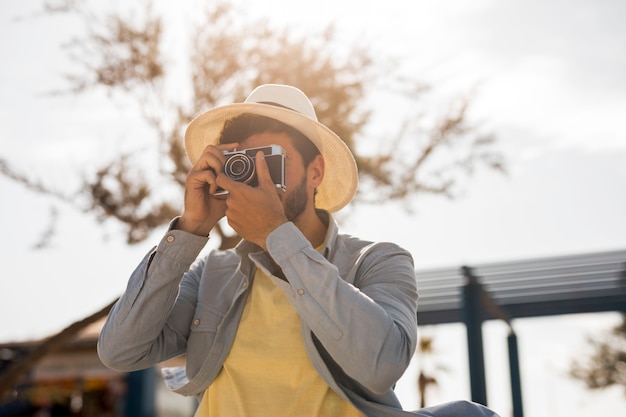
98, 211, 498, 417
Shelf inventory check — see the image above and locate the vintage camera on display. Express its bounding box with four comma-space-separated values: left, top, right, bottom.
214, 145, 286, 197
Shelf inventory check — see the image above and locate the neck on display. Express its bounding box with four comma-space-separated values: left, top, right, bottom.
293, 208, 327, 248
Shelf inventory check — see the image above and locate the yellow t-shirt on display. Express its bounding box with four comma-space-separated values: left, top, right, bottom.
194, 267, 363, 417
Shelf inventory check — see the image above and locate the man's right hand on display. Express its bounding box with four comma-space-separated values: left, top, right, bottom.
176, 143, 240, 236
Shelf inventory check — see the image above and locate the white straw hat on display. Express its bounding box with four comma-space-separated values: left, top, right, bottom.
184, 84, 358, 212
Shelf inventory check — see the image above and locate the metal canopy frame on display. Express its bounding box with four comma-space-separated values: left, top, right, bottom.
414, 249, 626, 416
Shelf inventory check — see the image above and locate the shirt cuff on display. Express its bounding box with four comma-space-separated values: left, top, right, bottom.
155, 218, 210, 266
265, 222, 311, 264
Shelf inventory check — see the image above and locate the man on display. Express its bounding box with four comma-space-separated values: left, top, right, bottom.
98, 84, 498, 417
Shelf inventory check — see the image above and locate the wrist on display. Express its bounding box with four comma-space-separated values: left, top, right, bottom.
176, 216, 213, 237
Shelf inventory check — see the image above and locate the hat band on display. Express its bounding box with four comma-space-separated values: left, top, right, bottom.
257, 101, 297, 113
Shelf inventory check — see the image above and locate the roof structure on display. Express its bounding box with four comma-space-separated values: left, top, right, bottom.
416, 249, 626, 325
414, 249, 626, 413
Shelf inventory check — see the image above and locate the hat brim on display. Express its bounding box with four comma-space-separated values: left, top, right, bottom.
184, 102, 358, 213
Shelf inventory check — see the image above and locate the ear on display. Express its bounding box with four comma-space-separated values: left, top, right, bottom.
308, 154, 324, 188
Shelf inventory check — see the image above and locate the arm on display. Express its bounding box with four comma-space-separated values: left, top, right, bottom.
261, 223, 418, 394
99, 142, 238, 370
97, 227, 208, 371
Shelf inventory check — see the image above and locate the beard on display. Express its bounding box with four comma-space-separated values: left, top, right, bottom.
283, 175, 308, 221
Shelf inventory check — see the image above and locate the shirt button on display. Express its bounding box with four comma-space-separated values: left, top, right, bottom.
241, 282, 248, 289
297, 289, 305, 296
193, 319, 200, 326
166, 235, 175, 243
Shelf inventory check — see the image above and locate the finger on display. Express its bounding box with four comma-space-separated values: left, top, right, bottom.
193, 148, 223, 175
254, 151, 275, 191
188, 167, 217, 183
187, 167, 218, 194
194, 153, 222, 176
215, 171, 242, 194
194, 143, 240, 173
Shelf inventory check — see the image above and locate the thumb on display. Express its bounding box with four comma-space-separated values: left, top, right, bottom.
255, 151, 275, 191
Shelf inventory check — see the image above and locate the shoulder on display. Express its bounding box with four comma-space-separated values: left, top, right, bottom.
332, 233, 415, 283
335, 233, 413, 261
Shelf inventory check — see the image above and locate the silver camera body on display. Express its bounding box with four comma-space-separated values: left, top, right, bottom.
214, 144, 286, 197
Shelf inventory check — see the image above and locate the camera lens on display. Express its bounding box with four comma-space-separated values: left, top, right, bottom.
224, 154, 255, 183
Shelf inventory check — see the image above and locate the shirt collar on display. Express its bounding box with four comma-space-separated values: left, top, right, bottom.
235, 209, 338, 261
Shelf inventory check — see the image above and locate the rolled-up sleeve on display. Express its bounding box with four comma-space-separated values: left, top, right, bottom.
98, 226, 209, 371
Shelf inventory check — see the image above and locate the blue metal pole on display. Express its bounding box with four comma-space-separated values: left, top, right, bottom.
125, 368, 156, 417
461, 266, 488, 406
508, 332, 524, 417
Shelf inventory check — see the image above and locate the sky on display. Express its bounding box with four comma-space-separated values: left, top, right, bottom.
1, 0, 625, 416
